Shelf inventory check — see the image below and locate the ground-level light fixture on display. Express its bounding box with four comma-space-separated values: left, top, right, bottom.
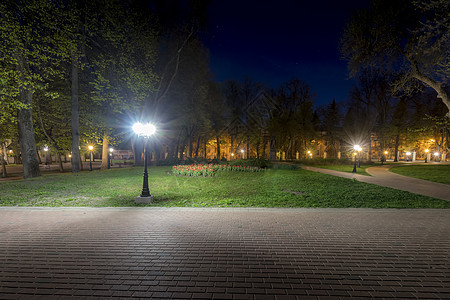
133, 122, 156, 204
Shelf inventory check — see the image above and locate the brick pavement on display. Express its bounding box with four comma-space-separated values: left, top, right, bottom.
0, 207, 449, 299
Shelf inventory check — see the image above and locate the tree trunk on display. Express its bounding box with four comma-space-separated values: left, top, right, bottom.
71, 52, 81, 173
394, 134, 400, 162
188, 132, 193, 158
101, 135, 109, 170
16, 56, 40, 179
37, 149, 42, 164
256, 138, 260, 159
246, 139, 249, 159
216, 136, 220, 159
79, 152, 84, 171
230, 134, 234, 157
57, 152, 64, 172
195, 136, 200, 157
1, 154, 6, 178
12, 139, 21, 164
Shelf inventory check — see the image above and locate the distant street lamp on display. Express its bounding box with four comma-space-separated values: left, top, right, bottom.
43, 146, 50, 168
88, 145, 94, 171
240, 149, 245, 159
133, 122, 156, 203
381, 150, 388, 165
352, 145, 362, 172
109, 148, 114, 169
406, 151, 411, 162
424, 149, 429, 163
434, 152, 439, 162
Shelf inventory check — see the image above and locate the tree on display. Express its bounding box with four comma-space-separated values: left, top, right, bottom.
341, 0, 450, 116
0, 0, 64, 178
319, 99, 342, 158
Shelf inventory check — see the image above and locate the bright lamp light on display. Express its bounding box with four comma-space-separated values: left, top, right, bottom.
132, 122, 156, 138
353, 145, 362, 152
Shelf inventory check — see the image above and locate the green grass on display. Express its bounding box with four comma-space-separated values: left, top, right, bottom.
390, 165, 450, 185
310, 164, 373, 175
0, 166, 448, 208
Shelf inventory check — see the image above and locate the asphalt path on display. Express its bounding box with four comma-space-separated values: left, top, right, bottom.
302, 164, 450, 201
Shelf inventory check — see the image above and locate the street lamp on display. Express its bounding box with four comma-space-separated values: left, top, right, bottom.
88, 145, 94, 171
381, 150, 388, 165
434, 152, 439, 162
406, 151, 411, 162
240, 149, 244, 159
133, 122, 156, 203
109, 148, 114, 169
424, 149, 429, 163
352, 145, 362, 172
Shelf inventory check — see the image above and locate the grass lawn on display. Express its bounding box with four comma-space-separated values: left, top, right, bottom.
310, 164, 373, 175
390, 165, 450, 185
0, 166, 448, 208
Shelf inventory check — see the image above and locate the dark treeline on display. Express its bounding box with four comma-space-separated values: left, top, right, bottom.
0, 0, 448, 179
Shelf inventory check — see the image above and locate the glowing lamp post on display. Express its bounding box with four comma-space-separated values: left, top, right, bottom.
352, 145, 362, 173
133, 122, 156, 203
108, 148, 114, 169
424, 149, 429, 163
434, 152, 439, 162
240, 149, 245, 159
406, 151, 411, 162
88, 145, 94, 171
382, 150, 388, 165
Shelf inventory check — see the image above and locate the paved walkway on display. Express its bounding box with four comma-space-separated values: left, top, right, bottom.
0, 207, 449, 299
301, 165, 450, 201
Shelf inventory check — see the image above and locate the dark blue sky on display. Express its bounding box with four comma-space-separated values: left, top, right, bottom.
202, 0, 370, 107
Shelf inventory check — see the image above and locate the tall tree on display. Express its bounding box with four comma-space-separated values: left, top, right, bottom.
341, 0, 450, 116
0, 0, 65, 178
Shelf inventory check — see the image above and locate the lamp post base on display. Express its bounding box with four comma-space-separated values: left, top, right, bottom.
135, 195, 154, 204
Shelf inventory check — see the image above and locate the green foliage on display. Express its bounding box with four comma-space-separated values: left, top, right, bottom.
390, 165, 450, 185
228, 159, 272, 168
299, 158, 354, 166
0, 167, 448, 208
172, 164, 266, 177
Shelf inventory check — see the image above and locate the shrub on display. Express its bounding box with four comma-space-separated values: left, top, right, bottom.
172, 164, 266, 177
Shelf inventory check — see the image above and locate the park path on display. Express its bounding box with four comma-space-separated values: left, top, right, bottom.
301, 164, 450, 201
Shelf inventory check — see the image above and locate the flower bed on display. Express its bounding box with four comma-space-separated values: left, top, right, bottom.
172, 164, 266, 177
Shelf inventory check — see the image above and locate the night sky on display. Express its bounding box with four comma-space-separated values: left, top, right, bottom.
202, 0, 370, 107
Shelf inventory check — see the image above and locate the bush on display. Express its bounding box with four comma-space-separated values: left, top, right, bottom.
172, 164, 266, 177
229, 159, 272, 169
272, 163, 299, 170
